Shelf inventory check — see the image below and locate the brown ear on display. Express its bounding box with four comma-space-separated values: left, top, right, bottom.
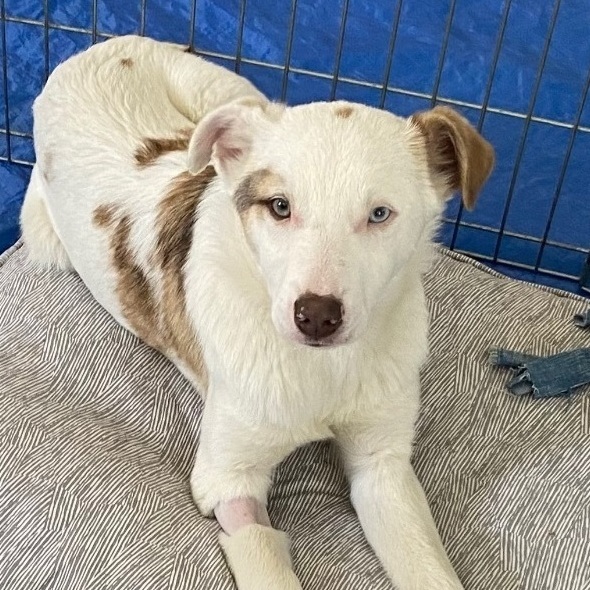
411, 106, 495, 210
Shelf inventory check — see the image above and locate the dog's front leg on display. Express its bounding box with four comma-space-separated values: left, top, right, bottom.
191, 399, 302, 590
336, 417, 464, 590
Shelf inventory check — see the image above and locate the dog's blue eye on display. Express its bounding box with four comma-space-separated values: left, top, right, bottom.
269, 197, 290, 219
368, 207, 391, 224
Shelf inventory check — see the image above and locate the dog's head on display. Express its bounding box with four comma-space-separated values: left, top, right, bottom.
188, 99, 494, 347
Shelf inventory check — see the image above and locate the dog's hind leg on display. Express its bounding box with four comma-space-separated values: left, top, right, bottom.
20, 165, 72, 270
191, 406, 303, 590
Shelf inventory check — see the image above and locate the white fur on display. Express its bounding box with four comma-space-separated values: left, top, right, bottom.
20, 165, 72, 270
220, 525, 302, 590
23, 35, 471, 589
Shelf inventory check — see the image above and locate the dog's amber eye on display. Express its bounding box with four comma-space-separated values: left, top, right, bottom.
368, 206, 391, 224
269, 197, 291, 220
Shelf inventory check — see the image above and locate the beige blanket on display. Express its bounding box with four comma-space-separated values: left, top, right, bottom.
1, 241, 588, 589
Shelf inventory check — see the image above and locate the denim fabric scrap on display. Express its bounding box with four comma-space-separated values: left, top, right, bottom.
574, 308, 590, 328
489, 348, 590, 399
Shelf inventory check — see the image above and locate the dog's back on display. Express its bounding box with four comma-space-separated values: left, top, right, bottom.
35, 35, 262, 157
25, 35, 262, 329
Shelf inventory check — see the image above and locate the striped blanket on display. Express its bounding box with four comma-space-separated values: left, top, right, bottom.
1, 241, 589, 589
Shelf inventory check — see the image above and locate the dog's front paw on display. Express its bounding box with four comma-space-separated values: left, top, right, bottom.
436, 576, 464, 590
220, 525, 303, 590
410, 569, 464, 590
189, 459, 217, 516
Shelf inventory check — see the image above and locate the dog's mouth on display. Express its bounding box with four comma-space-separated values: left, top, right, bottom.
303, 337, 347, 348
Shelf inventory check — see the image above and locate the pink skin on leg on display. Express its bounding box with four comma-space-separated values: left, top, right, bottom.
214, 497, 271, 535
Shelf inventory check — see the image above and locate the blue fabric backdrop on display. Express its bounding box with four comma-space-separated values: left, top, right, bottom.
1, 0, 589, 293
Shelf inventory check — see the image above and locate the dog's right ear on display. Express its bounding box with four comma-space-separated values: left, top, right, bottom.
187, 97, 278, 181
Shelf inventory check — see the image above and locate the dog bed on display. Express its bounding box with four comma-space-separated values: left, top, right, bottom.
1, 241, 588, 590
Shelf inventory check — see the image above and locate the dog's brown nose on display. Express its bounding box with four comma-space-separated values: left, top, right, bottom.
294, 294, 343, 340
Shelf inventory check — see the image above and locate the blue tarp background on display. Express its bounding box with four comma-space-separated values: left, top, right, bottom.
1, 0, 589, 293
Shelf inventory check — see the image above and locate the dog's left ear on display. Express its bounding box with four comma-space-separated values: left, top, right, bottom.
410, 106, 495, 210
187, 97, 279, 181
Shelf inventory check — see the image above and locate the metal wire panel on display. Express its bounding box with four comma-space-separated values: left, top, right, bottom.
0, 0, 588, 293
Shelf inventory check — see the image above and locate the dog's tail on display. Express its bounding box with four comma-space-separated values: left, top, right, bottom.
20, 165, 72, 271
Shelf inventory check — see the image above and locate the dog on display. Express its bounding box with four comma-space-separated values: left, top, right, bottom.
21, 35, 494, 589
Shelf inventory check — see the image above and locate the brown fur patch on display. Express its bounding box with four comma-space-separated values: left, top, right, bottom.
156, 166, 216, 268
153, 165, 217, 387
93, 205, 161, 350
110, 215, 161, 348
93, 204, 117, 228
335, 105, 354, 119
410, 106, 495, 210
234, 168, 283, 215
92, 166, 215, 390
120, 57, 133, 68
134, 129, 193, 168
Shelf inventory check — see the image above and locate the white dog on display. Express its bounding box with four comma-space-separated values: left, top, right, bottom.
21, 36, 494, 589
